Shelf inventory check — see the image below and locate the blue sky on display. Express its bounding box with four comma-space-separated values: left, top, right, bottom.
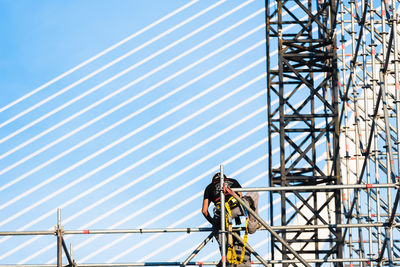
0, 0, 271, 264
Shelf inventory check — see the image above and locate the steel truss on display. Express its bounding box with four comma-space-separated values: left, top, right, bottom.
266, 0, 343, 264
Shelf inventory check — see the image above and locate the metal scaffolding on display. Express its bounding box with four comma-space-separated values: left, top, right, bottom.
337, 0, 400, 264
266, 0, 400, 265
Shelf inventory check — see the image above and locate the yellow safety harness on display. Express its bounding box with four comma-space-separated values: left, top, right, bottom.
216, 196, 249, 265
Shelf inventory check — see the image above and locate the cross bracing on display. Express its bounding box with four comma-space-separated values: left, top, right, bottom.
2, 0, 400, 266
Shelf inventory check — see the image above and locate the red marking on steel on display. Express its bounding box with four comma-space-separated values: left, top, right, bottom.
221, 256, 227, 262
371, 214, 375, 217
366, 184, 373, 189
197, 262, 203, 266
83, 230, 90, 234
371, 48, 375, 55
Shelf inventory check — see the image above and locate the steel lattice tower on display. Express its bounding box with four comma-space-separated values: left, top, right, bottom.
267, 0, 343, 264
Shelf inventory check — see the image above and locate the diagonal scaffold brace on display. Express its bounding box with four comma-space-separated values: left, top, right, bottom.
180, 229, 217, 267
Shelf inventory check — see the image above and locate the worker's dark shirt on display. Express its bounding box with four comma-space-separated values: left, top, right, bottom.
204, 178, 241, 205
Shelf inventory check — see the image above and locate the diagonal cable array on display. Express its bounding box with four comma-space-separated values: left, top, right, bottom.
0, 1, 269, 264
0, 0, 199, 114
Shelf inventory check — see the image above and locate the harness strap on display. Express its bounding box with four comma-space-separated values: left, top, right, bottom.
219, 197, 249, 265
224, 201, 235, 264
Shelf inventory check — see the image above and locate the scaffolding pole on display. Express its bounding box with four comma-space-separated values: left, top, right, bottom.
219, 164, 226, 267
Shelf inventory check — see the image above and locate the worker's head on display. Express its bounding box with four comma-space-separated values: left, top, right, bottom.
212, 172, 227, 181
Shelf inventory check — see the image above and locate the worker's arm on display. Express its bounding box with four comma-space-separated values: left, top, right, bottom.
202, 198, 215, 225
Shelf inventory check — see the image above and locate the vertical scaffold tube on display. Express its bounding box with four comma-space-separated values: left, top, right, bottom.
219, 165, 226, 267
57, 208, 62, 267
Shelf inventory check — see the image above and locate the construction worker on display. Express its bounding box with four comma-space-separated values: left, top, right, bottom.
202, 172, 245, 265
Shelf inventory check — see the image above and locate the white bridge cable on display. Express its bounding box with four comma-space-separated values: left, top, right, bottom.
0, 0, 199, 113
0, 71, 266, 237
0, 0, 244, 143
1, 45, 264, 198
0, 0, 226, 132
0, 85, 266, 237
0, 88, 268, 259
1, 7, 265, 170
0, 36, 266, 198
0, 51, 266, 218
18, 121, 268, 264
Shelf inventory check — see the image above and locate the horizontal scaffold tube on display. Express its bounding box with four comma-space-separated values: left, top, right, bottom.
231, 183, 397, 192
1, 222, 397, 236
